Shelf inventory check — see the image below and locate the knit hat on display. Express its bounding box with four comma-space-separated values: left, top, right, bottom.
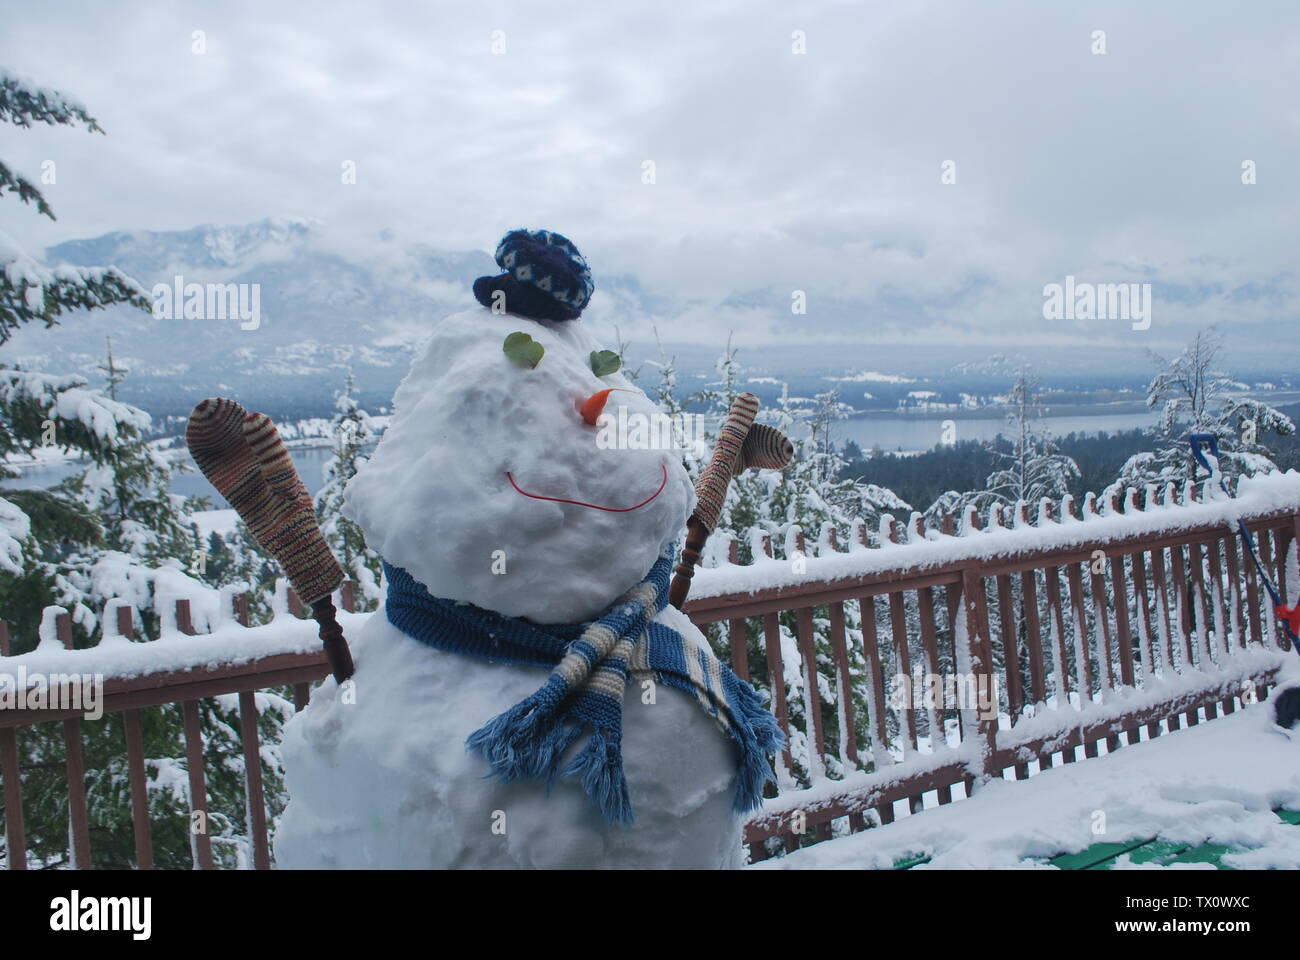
473, 228, 593, 322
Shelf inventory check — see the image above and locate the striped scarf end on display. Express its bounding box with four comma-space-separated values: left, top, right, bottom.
562, 727, 634, 826
466, 695, 561, 782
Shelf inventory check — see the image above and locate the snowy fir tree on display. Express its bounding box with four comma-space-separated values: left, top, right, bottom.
1112, 328, 1295, 496
0, 71, 150, 341
0, 70, 183, 647
981, 366, 1080, 512
315, 371, 382, 608
0, 73, 290, 868
650, 343, 923, 798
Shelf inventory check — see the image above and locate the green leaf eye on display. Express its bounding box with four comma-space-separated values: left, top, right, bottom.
503, 332, 545, 369
589, 350, 621, 377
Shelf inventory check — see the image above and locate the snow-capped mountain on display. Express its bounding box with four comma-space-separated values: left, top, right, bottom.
3, 218, 496, 415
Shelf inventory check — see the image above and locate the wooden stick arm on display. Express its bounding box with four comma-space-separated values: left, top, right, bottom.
669, 392, 792, 610
310, 596, 355, 684
669, 516, 710, 610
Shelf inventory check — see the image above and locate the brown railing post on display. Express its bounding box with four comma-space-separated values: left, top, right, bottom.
169, 602, 216, 870
233, 592, 251, 628
56, 612, 93, 869
122, 709, 153, 869
238, 690, 272, 870
726, 541, 750, 682
995, 572, 1028, 779
0, 723, 24, 869
961, 567, 999, 785
0, 618, 26, 870
174, 597, 193, 636
792, 531, 828, 794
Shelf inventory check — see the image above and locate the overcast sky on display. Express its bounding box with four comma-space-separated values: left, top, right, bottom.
4, 0, 1298, 354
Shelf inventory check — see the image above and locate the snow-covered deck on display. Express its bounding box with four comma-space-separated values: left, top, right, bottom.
756, 687, 1300, 870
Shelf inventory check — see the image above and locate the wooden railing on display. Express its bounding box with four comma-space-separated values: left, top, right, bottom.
1, 474, 1298, 868
684, 477, 1299, 860
0, 585, 348, 869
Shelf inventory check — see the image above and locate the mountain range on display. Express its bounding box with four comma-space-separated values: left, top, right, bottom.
5, 218, 1294, 427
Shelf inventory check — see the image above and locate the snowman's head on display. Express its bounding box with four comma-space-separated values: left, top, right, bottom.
344, 231, 695, 624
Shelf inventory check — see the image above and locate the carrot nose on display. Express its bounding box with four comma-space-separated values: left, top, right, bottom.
579, 388, 633, 426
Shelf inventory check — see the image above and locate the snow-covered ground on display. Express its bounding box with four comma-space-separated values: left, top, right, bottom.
758, 687, 1300, 870
190, 507, 240, 540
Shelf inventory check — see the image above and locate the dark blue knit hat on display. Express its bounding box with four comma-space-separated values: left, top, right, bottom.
473, 229, 594, 322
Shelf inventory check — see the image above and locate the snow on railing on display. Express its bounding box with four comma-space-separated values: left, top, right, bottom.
680, 470, 1300, 861
0, 581, 366, 870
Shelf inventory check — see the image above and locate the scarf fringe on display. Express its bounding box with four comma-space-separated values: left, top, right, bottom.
562, 727, 634, 825
726, 682, 786, 814
466, 680, 565, 781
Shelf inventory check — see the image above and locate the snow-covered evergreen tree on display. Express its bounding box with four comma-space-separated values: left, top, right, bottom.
983, 366, 1080, 509
0, 70, 159, 643
0, 70, 150, 340
315, 371, 382, 608
650, 343, 915, 796
0, 73, 288, 870
1112, 328, 1295, 495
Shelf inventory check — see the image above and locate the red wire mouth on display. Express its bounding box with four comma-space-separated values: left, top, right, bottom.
505, 463, 669, 512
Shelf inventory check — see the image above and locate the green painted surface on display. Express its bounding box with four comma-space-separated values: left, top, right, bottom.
1050, 838, 1155, 871
1041, 808, 1299, 870
887, 810, 1299, 870
891, 852, 931, 870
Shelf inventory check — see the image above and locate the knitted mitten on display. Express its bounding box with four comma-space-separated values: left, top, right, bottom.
735, 423, 794, 475
186, 397, 343, 605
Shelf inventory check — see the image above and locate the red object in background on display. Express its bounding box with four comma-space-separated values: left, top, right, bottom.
1277, 603, 1300, 638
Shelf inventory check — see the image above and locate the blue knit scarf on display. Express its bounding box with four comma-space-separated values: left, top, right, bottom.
382, 545, 783, 825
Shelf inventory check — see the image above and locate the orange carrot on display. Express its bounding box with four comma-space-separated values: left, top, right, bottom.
579, 388, 633, 426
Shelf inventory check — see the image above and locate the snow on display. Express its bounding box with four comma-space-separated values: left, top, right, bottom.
0, 494, 31, 574
0, 366, 151, 446
344, 308, 695, 624
689, 469, 1300, 601
755, 679, 1300, 870
275, 601, 745, 868
1, 601, 364, 680
277, 305, 753, 868
826, 371, 917, 384
190, 508, 240, 541
1, 227, 146, 324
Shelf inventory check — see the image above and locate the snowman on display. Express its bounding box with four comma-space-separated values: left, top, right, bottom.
274, 229, 782, 869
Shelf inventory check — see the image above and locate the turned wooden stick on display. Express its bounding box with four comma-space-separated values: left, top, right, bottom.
311, 597, 355, 684
669, 517, 711, 610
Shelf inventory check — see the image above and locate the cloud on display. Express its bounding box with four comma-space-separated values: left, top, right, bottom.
3, 0, 1298, 358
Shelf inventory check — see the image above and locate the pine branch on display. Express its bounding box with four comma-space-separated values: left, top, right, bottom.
0, 160, 55, 220
0, 265, 151, 342
0, 71, 103, 132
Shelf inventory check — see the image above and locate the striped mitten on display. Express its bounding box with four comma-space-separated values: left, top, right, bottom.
186, 397, 343, 606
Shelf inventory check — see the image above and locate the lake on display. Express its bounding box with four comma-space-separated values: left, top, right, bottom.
4, 407, 1157, 498
835, 409, 1155, 453
6, 444, 343, 501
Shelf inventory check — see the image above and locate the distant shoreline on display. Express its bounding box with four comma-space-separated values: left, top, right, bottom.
846, 401, 1155, 422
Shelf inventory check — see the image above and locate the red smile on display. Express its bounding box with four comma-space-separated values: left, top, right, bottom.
505, 464, 669, 512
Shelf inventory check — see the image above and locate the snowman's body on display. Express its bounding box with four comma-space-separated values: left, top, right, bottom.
275, 604, 744, 869
275, 306, 749, 869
